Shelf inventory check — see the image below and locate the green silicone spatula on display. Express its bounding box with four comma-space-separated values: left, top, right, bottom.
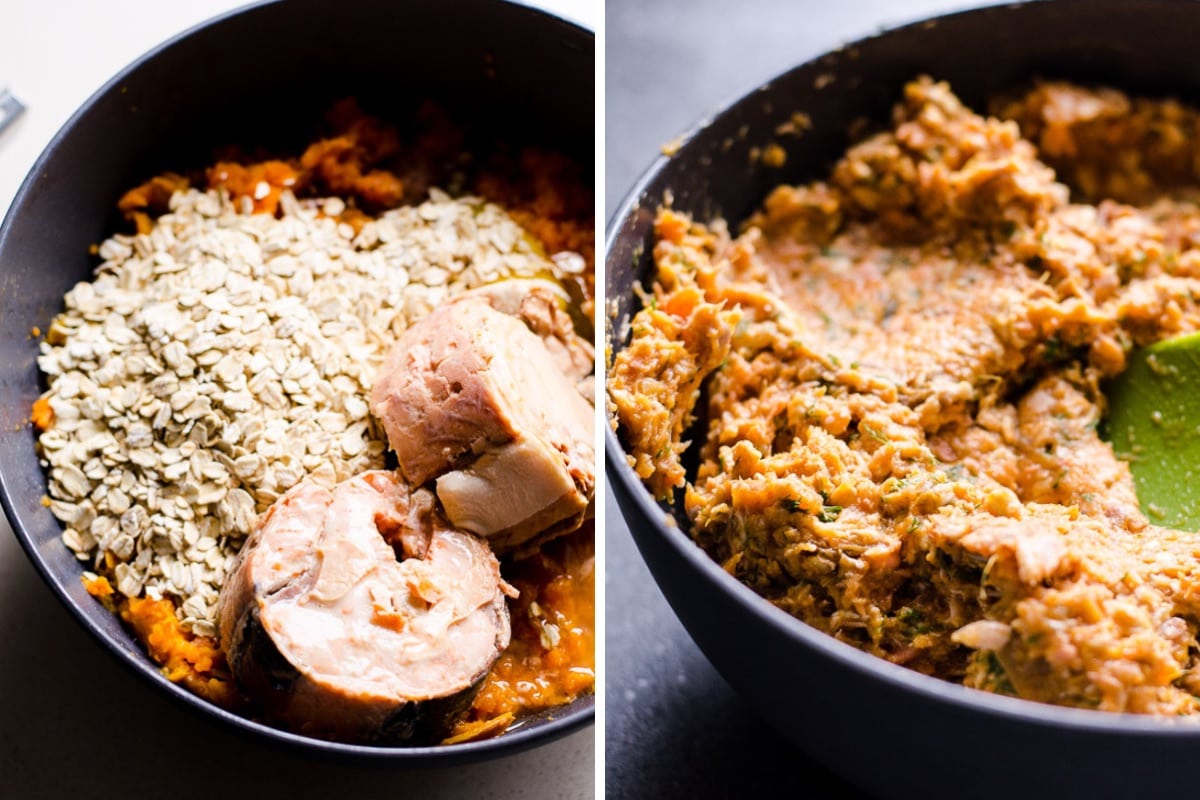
1104, 331, 1200, 530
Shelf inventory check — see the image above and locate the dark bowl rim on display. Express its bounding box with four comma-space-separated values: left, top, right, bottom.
603, 0, 1200, 740
0, 0, 594, 765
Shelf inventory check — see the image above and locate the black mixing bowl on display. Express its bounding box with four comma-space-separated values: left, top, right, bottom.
606, 1, 1200, 796
0, 0, 593, 764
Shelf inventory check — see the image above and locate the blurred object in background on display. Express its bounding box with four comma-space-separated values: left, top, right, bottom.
0, 88, 25, 136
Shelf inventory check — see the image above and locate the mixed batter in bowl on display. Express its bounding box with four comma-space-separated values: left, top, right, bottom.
612, 76, 1200, 715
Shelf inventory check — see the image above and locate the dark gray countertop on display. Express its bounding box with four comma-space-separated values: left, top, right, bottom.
603, 1, 987, 796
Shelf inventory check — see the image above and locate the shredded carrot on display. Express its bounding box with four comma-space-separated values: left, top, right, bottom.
663, 285, 703, 319
654, 207, 690, 244
443, 712, 515, 744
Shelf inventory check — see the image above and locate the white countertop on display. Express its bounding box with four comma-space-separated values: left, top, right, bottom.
0, 1, 596, 797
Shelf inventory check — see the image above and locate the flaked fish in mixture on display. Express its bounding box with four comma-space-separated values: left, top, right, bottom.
611, 77, 1200, 715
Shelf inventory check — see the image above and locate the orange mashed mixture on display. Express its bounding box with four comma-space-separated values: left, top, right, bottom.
612, 77, 1200, 715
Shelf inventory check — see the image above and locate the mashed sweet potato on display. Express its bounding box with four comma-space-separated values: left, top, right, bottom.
467, 525, 596, 718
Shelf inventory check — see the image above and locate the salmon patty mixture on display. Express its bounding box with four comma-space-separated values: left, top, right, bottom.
611, 77, 1200, 715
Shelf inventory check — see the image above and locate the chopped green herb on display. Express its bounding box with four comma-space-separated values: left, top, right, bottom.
1043, 334, 1063, 361
818, 505, 843, 523
862, 424, 889, 444
897, 606, 934, 634
981, 651, 1016, 694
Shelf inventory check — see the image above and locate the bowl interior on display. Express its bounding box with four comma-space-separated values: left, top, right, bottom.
605, 0, 1200, 792
0, 0, 593, 762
